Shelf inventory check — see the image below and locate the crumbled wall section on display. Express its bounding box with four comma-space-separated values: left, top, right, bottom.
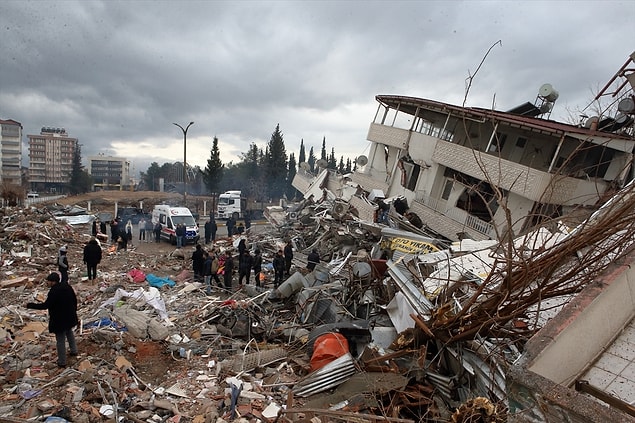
507, 249, 635, 422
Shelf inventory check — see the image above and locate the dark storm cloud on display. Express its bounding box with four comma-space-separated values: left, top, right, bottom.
1, 0, 633, 176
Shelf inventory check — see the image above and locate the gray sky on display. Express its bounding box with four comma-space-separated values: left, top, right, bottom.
1, 0, 634, 177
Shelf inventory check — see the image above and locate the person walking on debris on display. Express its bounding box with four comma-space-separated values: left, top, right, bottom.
192, 244, 205, 282
154, 221, 162, 243
138, 218, 146, 242
284, 240, 293, 277
244, 213, 251, 231
125, 220, 134, 247
273, 249, 285, 288
57, 246, 69, 285
83, 237, 102, 282
26, 272, 79, 368
204, 218, 213, 244
253, 249, 263, 287
307, 249, 320, 271
203, 251, 212, 294
91, 219, 98, 237
222, 250, 234, 290
238, 249, 253, 286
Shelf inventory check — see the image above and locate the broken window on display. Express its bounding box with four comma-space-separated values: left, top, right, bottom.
488, 132, 507, 153
444, 168, 505, 223
398, 156, 421, 191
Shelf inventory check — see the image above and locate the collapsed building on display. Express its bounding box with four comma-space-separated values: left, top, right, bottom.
1, 52, 635, 423
284, 51, 635, 421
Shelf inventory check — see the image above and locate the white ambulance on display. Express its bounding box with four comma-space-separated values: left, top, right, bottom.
152, 205, 200, 245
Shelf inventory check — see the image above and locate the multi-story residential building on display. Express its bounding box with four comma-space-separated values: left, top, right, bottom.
294, 55, 635, 243
28, 127, 78, 193
87, 154, 130, 190
0, 119, 23, 186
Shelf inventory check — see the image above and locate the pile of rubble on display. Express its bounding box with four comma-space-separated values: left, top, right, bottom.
5, 187, 623, 423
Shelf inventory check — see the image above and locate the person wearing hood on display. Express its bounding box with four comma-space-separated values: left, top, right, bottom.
58, 246, 69, 284
83, 237, 102, 281
26, 272, 79, 368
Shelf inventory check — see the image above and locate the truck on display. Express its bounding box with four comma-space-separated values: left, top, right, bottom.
216, 190, 248, 220
215, 190, 272, 220
152, 205, 200, 245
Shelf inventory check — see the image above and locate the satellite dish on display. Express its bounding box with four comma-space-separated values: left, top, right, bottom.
356, 155, 368, 166
618, 97, 635, 114
539, 83, 559, 102
299, 162, 310, 171
316, 159, 328, 168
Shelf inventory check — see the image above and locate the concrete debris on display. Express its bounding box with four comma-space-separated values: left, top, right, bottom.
2, 187, 610, 423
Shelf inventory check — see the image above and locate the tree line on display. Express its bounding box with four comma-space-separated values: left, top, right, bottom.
139, 124, 356, 201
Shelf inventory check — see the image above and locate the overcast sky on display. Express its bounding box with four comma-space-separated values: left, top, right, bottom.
1, 1, 634, 177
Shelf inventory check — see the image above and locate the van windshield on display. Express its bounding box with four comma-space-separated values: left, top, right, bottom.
172, 215, 196, 226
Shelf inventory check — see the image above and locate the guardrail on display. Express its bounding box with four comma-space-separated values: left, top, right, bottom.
24, 195, 66, 206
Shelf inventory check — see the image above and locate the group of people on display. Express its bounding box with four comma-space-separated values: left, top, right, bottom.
37, 235, 104, 368
192, 238, 321, 292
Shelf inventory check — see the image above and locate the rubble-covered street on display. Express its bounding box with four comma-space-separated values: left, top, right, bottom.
2, 178, 635, 423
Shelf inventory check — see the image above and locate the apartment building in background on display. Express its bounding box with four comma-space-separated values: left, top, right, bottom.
0, 119, 23, 186
28, 127, 78, 193
87, 154, 130, 190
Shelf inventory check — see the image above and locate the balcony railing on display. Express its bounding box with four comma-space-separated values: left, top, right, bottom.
414, 194, 495, 238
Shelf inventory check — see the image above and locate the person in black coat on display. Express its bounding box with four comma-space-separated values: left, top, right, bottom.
306, 249, 320, 271
211, 220, 218, 241
83, 237, 102, 281
273, 250, 285, 288
204, 219, 213, 244
26, 272, 79, 367
223, 251, 234, 290
283, 240, 293, 277
252, 249, 263, 287
191, 244, 205, 282
238, 250, 254, 286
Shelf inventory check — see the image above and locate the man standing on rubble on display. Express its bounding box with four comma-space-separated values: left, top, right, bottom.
83, 237, 102, 282
238, 249, 253, 286
192, 244, 205, 282
57, 246, 69, 285
284, 240, 293, 277
223, 250, 234, 290
253, 249, 262, 287
273, 249, 285, 287
26, 272, 79, 368
307, 249, 320, 271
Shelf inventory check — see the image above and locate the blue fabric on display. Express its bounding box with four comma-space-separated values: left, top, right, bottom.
146, 273, 176, 288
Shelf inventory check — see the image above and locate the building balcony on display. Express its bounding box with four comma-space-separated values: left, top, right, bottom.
349, 171, 390, 194
432, 141, 606, 206
367, 123, 410, 149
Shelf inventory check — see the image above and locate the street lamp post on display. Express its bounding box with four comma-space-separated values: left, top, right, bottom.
173, 121, 194, 206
